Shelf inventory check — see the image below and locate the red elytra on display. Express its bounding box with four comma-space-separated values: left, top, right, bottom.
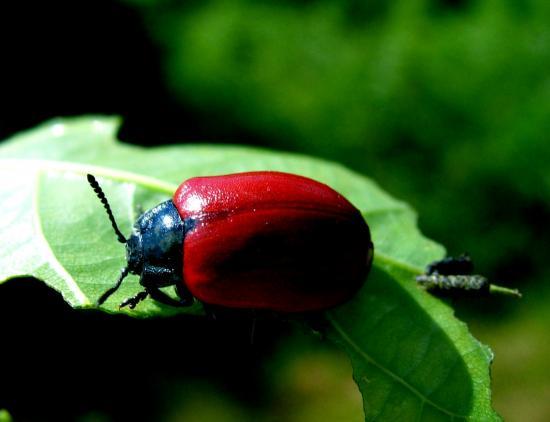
173, 172, 373, 312
90, 171, 373, 312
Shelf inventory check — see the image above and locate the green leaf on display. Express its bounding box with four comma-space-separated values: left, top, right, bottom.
0, 116, 499, 420
0, 410, 12, 422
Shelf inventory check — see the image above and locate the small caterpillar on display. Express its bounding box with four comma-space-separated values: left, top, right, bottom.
417, 255, 521, 298
415, 274, 488, 291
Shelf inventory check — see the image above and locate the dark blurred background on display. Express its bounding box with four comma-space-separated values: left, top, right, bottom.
0, 0, 548, 420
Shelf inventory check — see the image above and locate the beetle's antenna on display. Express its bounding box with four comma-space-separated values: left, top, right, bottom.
87, 174, 127, 243
97, 267, 130, 305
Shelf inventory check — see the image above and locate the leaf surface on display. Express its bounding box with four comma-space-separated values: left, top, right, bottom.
0, 117, 499, 419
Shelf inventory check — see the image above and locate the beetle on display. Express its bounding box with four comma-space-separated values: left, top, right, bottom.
88, 171, 374, 312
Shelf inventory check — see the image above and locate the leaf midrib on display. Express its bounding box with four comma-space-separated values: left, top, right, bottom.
5, 157, 428, 296
327, 315, 468, 420
1, 159, 177, 194
2, 158, 422, 273
1, 158, 413, 217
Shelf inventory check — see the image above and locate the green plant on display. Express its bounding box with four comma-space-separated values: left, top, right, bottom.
0, 117, 500, 420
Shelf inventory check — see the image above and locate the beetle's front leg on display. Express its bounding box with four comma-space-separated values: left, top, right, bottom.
146, 285, 193, 307
119, 290, 149, 309
175, 281, 194, 306
140, 266, 192, 307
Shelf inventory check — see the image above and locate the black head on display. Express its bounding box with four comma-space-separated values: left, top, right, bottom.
87, 175, 185, 305
125, 200, 185, 286
426, 253, 474, 276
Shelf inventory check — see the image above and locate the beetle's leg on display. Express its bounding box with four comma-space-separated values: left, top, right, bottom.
139, 267, 191, 307
202, 303, 218, 320
146, 285, 193, 307
119, 290, 149, 309
174, 281, 194, 305
97, 267, 130, 305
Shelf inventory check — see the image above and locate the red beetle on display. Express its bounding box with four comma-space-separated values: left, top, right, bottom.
88, 171, 373, 312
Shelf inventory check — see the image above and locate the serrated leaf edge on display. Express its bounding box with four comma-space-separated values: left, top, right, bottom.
327, 315, 469, 420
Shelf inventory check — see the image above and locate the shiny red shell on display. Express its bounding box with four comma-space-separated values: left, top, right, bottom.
173, 171, 373, 312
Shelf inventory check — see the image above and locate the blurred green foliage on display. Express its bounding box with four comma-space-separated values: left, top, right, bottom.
152, 334, 363, 422
127, 0, 550, 291
0, 410, 12, 422
119, 0, 550, 419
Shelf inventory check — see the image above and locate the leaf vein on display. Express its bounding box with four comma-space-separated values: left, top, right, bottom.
33, 170, 89, 305
327, 316, 467, 418
1, 159, 177, 194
